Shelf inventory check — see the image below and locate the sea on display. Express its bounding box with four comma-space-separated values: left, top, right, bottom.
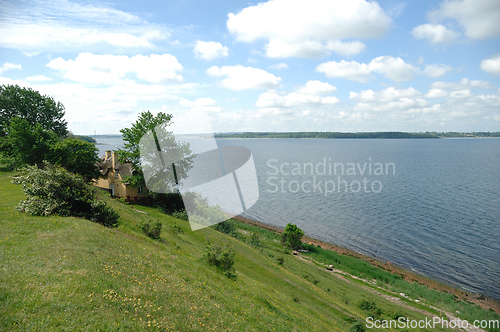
96, 136, 500, 300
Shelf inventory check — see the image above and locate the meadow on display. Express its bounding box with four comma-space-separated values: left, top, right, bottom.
1, 167, 498, 331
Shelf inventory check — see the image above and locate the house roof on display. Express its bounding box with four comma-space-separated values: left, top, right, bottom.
98, 155, 135, 180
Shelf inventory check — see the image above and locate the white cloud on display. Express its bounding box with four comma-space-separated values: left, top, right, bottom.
264, 39, 366, 58
424, 88, 449, 98
449, 89, 472, 98
424, 64, 453, 78
411, 24, 460, 43
388, 3, 407, 17
255, 81, 340, 120
316, 56, 417, 82
349, 87, 432, 117
0, 0, 169, 52
430, 78, 494, 90
178, 98, 222, 113
26, 75, 52, 82
193, 41, 229, 60
316, 60, 372, 83
480, 55, 500, 76
23, 51, 41, 57
296, 80, 337, 95
1, 78, 200, 134
350, 87, 423, 102
428, 0, 500, 40
227, 0, 391, 58
256, 91, 340, 108
206, 65, 281, 90
47, 52, 183, 84
268, 63, 289, 70
0, 62, 22, 75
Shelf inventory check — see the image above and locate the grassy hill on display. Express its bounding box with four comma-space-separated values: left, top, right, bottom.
1, 167, 498, 331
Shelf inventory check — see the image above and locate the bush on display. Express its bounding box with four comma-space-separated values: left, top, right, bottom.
212, 219, 236, 236
170, 223, 184, 234
138, 219, 162, 240
281, 223, 304, 249
172, 209, 188, 220
248, 232, 261, 247
202, 239, 236, 280
11, 162, 119, 227
349, 322, 366, 332
277, 255, 285, 265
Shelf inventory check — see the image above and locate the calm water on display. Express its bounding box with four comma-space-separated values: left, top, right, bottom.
97, 137, 500, 300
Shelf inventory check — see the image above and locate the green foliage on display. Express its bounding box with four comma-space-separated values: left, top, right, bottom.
359, 299, 377, 311
248, 232, 261, 247
358, 299, 383, 319
67, 132, 96, 143
171, 209, 188, 221
277, 255, 285, 265
138, 219, 162, 240
50, 138, 99, 182
0, 84, 67, 139
170, 223, 184, 234
349, 322, 366, 332
281, 223, 304, 249
202, 240, 236, 280
215, 131, 439, 139
118, 111, 194, 189
212, 219, 236, 236
11, 162, 119, 227
2, 117, 59, 169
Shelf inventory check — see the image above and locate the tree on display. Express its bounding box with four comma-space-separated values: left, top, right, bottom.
118, 111, 194, 190
50, 138, 100, 182
4, 117, 59, 168
281, 223, 304, 250
0, 84, 67, 139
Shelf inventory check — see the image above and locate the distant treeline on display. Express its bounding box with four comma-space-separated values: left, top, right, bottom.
432, 132, 500, 138
69, 134, 97, 143
214, 131, 500, 139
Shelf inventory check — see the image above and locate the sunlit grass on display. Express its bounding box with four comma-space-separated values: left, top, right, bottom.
1, 168, 492, 331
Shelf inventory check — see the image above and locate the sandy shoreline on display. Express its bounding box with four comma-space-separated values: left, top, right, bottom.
232, 215, 500, 314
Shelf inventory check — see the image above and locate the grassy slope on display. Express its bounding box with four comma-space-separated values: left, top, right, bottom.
0, 168, 487, 331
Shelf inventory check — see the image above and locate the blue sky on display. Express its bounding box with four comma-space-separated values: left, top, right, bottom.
0, 0, 499, 134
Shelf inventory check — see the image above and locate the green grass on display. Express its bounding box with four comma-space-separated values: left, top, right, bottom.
0, 168, 495, 331
300, 239, 500, 330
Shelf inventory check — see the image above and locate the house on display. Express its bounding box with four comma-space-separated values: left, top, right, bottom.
94, 150, 147, 197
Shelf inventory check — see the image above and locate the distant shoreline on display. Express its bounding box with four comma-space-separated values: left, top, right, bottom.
215, 131, 500, 139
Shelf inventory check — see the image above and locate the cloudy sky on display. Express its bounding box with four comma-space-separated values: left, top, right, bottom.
0, 0, 499, 134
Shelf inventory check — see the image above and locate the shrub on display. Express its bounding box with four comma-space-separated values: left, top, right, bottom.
11, 162, 119, 227
172, 209, 188, 220
202, 239, 236, 280
248, 232, 261, 247
277, 255, 285, 265
170, 223, 184, 234
281, 223, 304, 249
349, 322, 366, 332
138, 219, 162, 239
212, 219, 236, 236
359, 299, 377, 311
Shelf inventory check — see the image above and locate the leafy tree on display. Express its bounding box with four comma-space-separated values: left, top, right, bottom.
281, 223, 304, 250
50, 138, 100, 182
118, 111, 194, 190
0, 84, 67, 139
12, 162, 119, 227
4, 117, 59, 168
